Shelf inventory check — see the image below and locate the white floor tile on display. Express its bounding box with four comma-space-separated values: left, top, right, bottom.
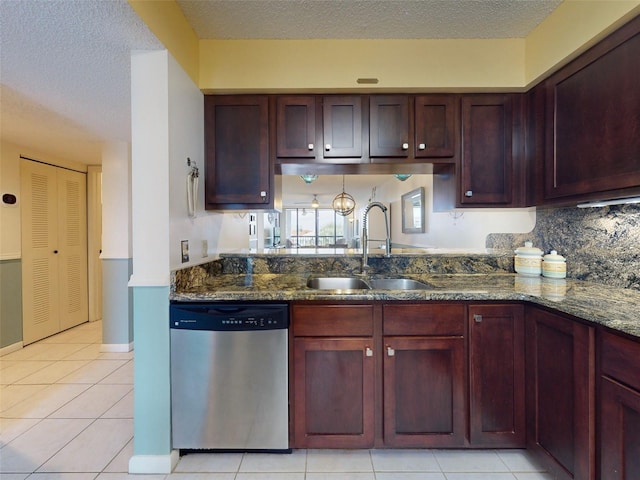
27, 473, 99, 480
0, 385, 48, 412
57, 360, 128, 384
174, 453, 244, 473
444, 474, 516, 480
6, 343, 89, 361
102, 439, 133, 473
167, 474, 234, 480
375, 474, 445, 480
0, 475, 29, 480
98, 361, 133, 385
48, 384, 131, 419
0, 418, 40, 446
496, 450, 547, 472
239, 450, 306, 472
306, 449, 373, 472
97, 474, 166, 480
236, 474, 305, 480
97, 351, 134, 361
434, 450, 510, 473
371, 448, 440, 472
305, 473, 375, 480
63, 344, 103, 361
1, 383, 90, 419
15, 360, 89, 384
37, 418, 133, 473
100, 390, 133, 419
0, 361, 54, 384
0, 418, 92, 473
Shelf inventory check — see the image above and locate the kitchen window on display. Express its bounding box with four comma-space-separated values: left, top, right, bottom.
285, 208, 348, 247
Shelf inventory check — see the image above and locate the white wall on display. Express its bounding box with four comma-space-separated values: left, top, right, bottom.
373, 175, 536, 250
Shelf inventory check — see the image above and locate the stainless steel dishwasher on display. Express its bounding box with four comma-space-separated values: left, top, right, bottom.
170, 302, 289, 452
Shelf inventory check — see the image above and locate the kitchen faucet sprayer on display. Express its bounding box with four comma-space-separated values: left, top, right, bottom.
362, 201, 391, 273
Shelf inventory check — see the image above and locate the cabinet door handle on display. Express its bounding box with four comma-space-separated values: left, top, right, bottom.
365, 346, 373, 357
308, 143, 314, 150
401, 143, 409, 150
465, 190, 473, 197
418, 143, 426, 150
325, 144, 331, 151
386, 346, 395, 356
53, 250, 59, 254
260, 191, 267, 201
474, 314, 483, 323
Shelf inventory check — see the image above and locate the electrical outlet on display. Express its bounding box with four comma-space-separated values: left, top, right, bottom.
202, 240, 208, 258
181, 240, 189, 263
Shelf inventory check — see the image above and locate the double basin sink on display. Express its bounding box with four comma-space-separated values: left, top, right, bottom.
307, 276, 432, 291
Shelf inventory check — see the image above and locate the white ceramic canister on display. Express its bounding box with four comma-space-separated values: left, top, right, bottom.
542, 250, 567, 278
514, 241, 543, 276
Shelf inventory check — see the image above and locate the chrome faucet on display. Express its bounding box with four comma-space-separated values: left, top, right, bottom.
362, 201, 391, 273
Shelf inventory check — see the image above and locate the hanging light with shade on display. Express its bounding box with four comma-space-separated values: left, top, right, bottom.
394, 174, 412, 181
311, 194, 320, 208
300, 174, 318, 184
332, 176, 356, 216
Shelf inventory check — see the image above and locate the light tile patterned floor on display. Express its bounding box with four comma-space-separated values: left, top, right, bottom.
0, 321, 556, 479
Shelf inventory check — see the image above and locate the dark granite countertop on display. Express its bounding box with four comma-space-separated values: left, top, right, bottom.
170, 273, 640, 339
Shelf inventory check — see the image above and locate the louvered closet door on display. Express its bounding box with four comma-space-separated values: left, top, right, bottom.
57, 169, 87, 331
21, 161, 60, 343
21, 161, 88, 344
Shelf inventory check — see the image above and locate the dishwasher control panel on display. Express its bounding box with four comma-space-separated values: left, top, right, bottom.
170, 303, 288, 331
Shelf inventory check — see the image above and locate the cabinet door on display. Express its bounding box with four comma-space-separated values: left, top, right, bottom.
369, 95, 409, 158
600, 377, 640, 480
276, 95, 316, 158
415, 94, 457, 158
293, 337, 375, 448
526, 307, 595, 480
204, 95, 270, 208
322, 96, 362, 158
460, 94, 513, 205
544, 18, 640, 201
469, 304, 525, 447
383, 336, 465, 447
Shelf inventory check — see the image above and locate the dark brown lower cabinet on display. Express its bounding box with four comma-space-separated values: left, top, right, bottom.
526, 307, 595, 480
468, 304, 525, 447
383, 336, 465, 447
599, 330, 640, 480
293, 337, 375, 448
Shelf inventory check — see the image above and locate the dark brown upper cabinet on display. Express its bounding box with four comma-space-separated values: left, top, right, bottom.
414, 94, 458, 158
204, 95, 271, 209
322, 95, 363, 159
369, 95, 410, 158
275, 95, 316, 158
543, 16, 640, 203
460, 94, 516, 206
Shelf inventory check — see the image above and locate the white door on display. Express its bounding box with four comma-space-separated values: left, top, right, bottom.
21, 160, 88, 344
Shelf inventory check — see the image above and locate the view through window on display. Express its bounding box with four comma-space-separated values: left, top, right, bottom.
285, 208, 348, 247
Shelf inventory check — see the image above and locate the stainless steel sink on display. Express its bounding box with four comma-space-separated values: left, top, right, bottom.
306, 276, 432, 290
306, 277, 371, 290
368, 278, 432, 290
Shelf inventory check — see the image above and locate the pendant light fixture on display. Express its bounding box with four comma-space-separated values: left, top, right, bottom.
311, 194, 320, 208
332, 176, 356, 216
300, 174, 318, 184
394, 174, 412, 181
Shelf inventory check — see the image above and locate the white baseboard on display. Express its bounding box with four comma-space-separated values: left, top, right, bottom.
128, 450, 179, 474
100, 342, 134, 353
0, 341, 23, 357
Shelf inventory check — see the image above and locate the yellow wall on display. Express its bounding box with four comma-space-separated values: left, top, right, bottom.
198, 39, 525, 93
127, 0, 199, 85
525, 0, 640, 86
130, 0, 639, 91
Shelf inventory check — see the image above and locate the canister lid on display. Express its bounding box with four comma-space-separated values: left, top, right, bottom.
515, 241, 543, 256
543, 250, 566, 262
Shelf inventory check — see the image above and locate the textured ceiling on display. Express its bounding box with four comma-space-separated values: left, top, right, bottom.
177, 0, 563, 39
0, 0, 563, 167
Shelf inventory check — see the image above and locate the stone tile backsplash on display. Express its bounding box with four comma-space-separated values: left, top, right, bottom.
487, 204, 640, 290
